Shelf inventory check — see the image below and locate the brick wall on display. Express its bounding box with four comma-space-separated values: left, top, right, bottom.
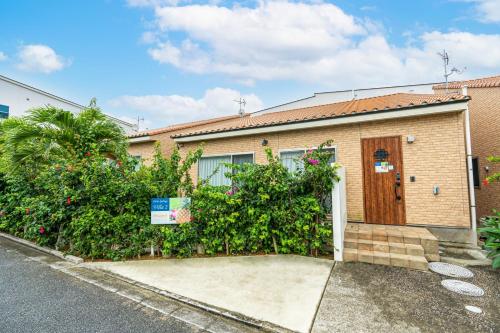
434, 86, 500, 218
128, 130, 187, 166
178, 112, 471, 228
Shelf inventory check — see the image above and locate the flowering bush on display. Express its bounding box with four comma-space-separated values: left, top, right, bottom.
1, 106, 339, 260
168, 141, 339, 257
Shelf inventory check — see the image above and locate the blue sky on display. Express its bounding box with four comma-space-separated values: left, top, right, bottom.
1, 0, 499, 129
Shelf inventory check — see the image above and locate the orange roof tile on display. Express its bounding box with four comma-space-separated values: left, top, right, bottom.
172, 93, 469, 138
433, 75, 500, 89
128, 114, 244, 138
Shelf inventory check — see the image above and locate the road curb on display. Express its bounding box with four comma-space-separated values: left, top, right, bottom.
0, 232, 83, 264
84, 265, 295, 333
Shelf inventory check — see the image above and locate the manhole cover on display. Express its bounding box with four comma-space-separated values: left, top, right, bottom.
428, 262, 474, 278
441, 280, 484, 297
465, 305, 483, 314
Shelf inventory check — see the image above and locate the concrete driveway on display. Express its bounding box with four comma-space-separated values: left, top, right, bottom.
87, 255, 334, 333
313, 262, 499, 333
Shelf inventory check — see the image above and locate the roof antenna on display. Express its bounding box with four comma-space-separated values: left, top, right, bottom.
136, 116, 144, 132
233, 97, 246, 117
437, 49, 466, 93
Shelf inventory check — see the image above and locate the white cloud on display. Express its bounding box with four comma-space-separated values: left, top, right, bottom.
0, 51, 7, 61
17, 44, 70, 74
108, 87, 263, 127
141, 1, 500, 88
475, 0, 500, 23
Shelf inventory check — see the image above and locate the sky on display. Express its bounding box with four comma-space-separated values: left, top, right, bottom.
0, 0, 499, 130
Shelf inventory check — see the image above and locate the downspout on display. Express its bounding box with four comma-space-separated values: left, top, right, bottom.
462, 85, 477, 234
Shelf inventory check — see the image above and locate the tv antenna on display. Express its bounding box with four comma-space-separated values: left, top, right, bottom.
136, 116, 144, 132
437, 49, 466, 93
233, 97, 246, 116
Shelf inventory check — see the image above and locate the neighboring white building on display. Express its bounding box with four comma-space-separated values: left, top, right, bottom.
254, 82, 443, 115
0, 74, 135, 134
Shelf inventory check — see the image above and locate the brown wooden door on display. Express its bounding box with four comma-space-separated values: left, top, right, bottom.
362, 136, 406, 225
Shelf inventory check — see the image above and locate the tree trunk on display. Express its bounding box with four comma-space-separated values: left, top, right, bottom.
55, 223, 64, 251
272, 235, 278, 254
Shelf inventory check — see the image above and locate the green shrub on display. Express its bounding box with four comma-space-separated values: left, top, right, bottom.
184, 142, 338, 257
1, 105, 339, 260
479, 211, 500, 269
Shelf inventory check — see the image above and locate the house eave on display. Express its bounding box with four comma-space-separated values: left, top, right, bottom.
128, 135, 154, 143
173, 101, 468, 143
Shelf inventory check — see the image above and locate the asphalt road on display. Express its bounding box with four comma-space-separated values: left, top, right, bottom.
0, 237, 207, 333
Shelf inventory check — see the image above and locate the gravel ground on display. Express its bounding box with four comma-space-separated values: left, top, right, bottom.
312, 262, 499, 333
0, 237, 207, 333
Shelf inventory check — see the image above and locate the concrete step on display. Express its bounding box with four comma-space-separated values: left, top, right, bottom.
344, 223, 440, 262
344, 238, 425, 256
343, 248, 428, 271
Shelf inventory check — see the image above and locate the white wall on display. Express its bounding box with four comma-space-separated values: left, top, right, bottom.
0, 77, 83, 117
0, 75, 135, 134
254, 83, 439, 115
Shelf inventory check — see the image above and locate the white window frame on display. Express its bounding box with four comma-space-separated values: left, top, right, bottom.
279, 145, 337, 171
198, 152, 255, 185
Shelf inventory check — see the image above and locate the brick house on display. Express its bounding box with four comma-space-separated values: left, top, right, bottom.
168, 93, 474, 232
433, 75, 500, 218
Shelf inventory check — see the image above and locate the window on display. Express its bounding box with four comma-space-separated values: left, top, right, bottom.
0, 105, 9, 119
280, 147, 336, 172
472, 157, 480, 188
198, 153, 254, 186
133, 155, 142, 171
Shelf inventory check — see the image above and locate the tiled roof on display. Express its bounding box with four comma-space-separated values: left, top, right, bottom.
172, 93, 469, 138
433, 75, 500, 89
128, 114, 244, 138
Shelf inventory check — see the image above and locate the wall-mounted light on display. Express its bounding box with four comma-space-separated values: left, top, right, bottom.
485, 166, 490, 173
407, 135, 416, 144
261, 139, 268, 146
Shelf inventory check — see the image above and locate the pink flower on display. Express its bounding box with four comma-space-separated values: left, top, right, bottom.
39, 226, 45, 234
308, 158, 319, 165
307, 149, 313, 154
483, 179, 489, 186
226, 190, 234, 196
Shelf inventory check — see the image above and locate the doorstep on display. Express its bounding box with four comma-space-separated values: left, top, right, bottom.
343, 223, 440, 270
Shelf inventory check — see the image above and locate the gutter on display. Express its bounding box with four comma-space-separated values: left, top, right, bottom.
174, 100, 469, 143
462, 86, 477, 236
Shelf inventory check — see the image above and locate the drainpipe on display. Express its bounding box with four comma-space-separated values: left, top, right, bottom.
462, 85, 477, 234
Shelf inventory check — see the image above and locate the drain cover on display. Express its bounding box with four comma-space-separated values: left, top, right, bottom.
465, 305, 483, 314
428, 262, 474, 278
441, 280, 484, 297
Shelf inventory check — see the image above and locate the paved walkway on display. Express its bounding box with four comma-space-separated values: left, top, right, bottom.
313, 262, 499, 333
0, 236, 258, 333
87, 255, 334, 332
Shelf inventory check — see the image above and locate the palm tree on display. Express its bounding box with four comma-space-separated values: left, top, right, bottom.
0, 101, 126, 170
